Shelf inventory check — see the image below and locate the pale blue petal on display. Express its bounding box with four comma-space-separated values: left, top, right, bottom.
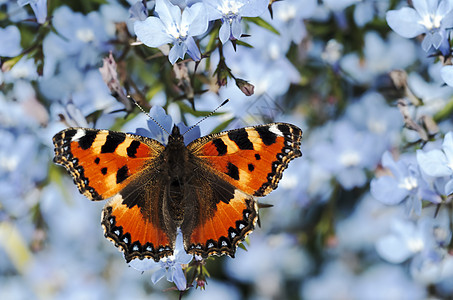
440, 65, 453, 87
183, 3, 208, 36
376, 235, 412, 263
437, 0, 453, 17
134, 17, 173, 47
442, 132, 453, 164
30, 0, 47, 24
171, 265, 187, 290
386, 8, 425, 38
444, 179, 453, 195
219, 21, 230, 44
412, 0, 431, 16
431, 32, 443, 49
185, 36, 201, 61
130, 1, 148, 21
416, 149, 452, 177
381, 151, 402, 179
418, 186, 442, 204
0, 26, 22, 57
231, 17, 242, 39
203, 0, 224, 20
441, 9, 453, 27
421, 33, 433, 52
168, 43, 185, 64
155, 0, 181, 30
240, 0, 269, 17
370, 176, 408, 205
128, 257, 159, 271
151, 268, 166, 284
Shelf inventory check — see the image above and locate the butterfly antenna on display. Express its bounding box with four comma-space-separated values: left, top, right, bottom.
182, 99, 229, 136
128, 95, 170, 135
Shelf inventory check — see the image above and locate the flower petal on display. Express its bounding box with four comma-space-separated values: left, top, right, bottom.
376, 234, 412, 263
416, 149, 452, 177
185, 36, 201, 61
231, 17, 242, 40
370, 176, 408, 205
386, 8, 425, 38
134, 17, 173, 47
155, 0, 181, 30
441, 65, 453, 87
219, 21, 231, 44
240, 0, 269, 17
184, 3, 208, 36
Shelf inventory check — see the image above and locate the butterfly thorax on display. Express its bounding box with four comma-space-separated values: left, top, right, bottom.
163, 126, 189, 225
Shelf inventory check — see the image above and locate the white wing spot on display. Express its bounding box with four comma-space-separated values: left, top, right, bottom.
269, 124, 283, 137
71, 129, 86, 142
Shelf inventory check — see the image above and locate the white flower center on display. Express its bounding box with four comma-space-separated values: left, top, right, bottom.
339, 151, 361, 167
419, 13, 442, 31
217, 0, 243, 15
167, 22, 187, 41
76, 28, 95, 43
398, 176, 418, 191
406, 237, 424, 252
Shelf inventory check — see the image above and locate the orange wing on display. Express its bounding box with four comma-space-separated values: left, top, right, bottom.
188, 123, 302, 197
184, 123, 302, 258
53, 128, 164, 200
53, 128, 173, 262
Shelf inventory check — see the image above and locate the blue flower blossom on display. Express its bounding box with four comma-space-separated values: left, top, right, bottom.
134, 0, 208, 64
417, 132, 453, 195
386, 0, 453, 55
18, 0, 47, 24
376, 207, 451, 284
371, 152, 441, 215
133, 105, 201, 145
0, 25, 21, 57
310, 121, 381, 190
203, 0, 269, 44
129, 229, 193, 291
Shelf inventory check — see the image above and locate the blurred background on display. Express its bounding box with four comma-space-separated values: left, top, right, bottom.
2, 0, 453, 299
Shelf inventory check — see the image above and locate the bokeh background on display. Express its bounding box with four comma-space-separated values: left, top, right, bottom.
2, 0, 453, 299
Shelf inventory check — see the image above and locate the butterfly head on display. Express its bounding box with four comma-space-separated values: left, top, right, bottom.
168, 125, 184, 144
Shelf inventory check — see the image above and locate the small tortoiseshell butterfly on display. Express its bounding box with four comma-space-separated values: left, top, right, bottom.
53, 120, 302, 262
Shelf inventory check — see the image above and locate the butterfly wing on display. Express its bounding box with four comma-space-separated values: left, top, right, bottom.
53, 128, 173, 262
184, 123, 302, 257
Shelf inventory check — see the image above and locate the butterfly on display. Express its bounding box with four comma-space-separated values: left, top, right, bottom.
52, 122, 302, 262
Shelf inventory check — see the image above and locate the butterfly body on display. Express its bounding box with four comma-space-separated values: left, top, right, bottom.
53, 122, 302, 262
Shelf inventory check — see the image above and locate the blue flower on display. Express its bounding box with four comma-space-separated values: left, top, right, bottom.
133, 105, 201, 145
128, 229, 193, 291
310, 121, 381, 190
375, 207, 451, 284
203, 0, 269, 44
370, 152, 441, 215
386, 0, 453, 55
0, 26, 22, 57
18, 0, 47, 24
134, 0, 208, 64
417, 132, 453, 195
